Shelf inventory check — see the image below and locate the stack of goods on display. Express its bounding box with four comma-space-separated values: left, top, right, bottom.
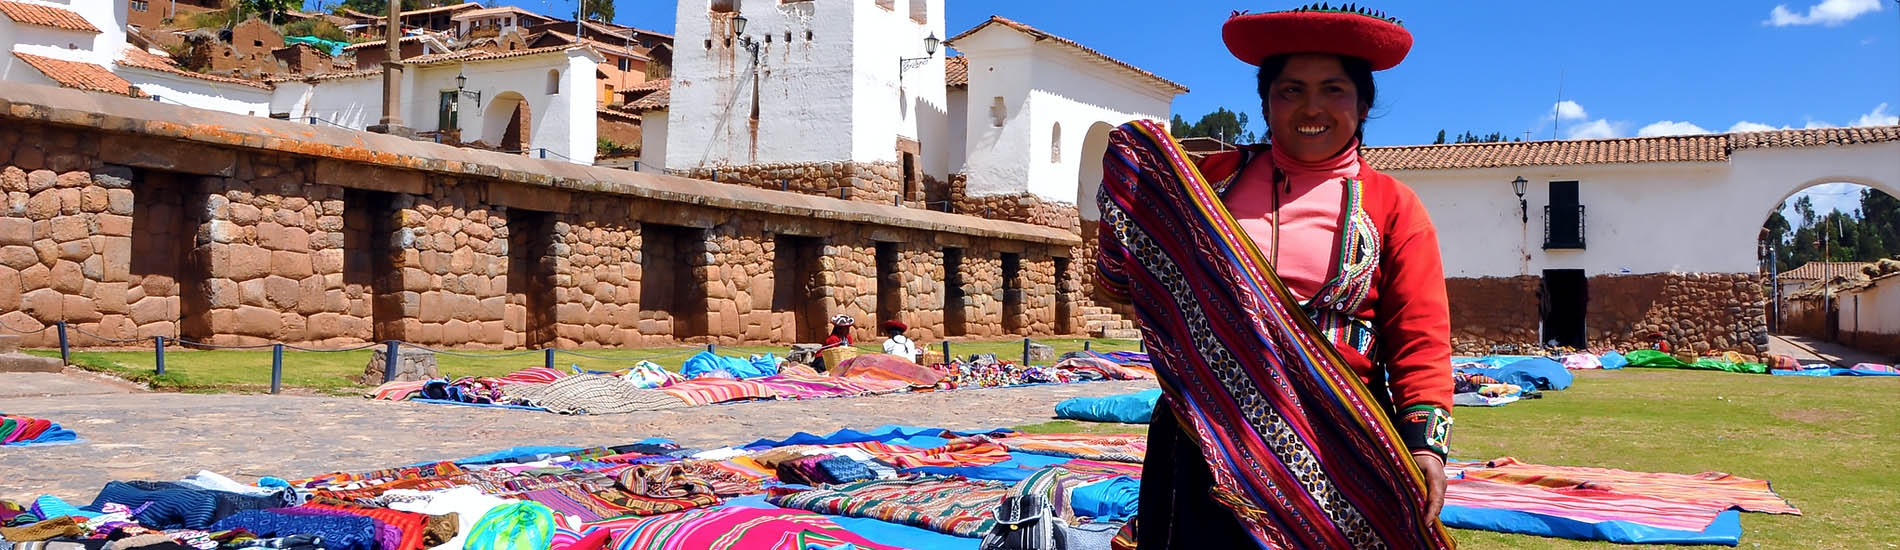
1452, 372, 1533, 407
928, 355, 1078, 390
1450, 356, 1571, 407
1622, 350, 1769, 374
0, 414, 78, 446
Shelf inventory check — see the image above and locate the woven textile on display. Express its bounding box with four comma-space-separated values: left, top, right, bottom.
1096, 120, 1451, 548
600, 507, 902, 550
989, 433, 1147, 463
523, 375, 690, 415
0, 415, 75, 446
656, 379, 777, 407
844, 439, 1012, 469
1450, 457, 1800, 515
209, 510, 377, 550
1443, 478, 1725, 531
767, 476, 1013, 537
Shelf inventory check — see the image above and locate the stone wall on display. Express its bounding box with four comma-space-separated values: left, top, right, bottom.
678, 161, 917, 207
0, 86, 1104, 349
1446, 273, 1768, 356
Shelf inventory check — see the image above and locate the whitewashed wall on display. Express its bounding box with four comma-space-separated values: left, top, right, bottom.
4, 23, 102, 63
944, 86, 967, 174
120, 68, 272, 115
667, 0, 944, 173
1839, 277, 1899, 341
1391, 139, 1900, 278
1024, 52, 1172, 205
955, 31, 1034, 197
641, 107, 668, 172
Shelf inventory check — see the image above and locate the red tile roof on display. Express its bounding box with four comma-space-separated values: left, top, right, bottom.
403, 44, 586, 65
117, 47, 275, 90
945, 55, 967, 88
948, 16, 1186, 94
12, 52, 140, 96
1362, 125, 1900, 171
0, 0, 99, 32
1779, 261, 1874, 282
623, 85, 667, 112
625, 77, 668, 92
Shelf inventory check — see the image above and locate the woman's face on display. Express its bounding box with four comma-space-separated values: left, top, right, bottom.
1265, 54, 1366, 162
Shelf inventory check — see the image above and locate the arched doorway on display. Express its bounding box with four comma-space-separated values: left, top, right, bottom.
484, 92, 532, 153
1759, 179, 1900, 340
1075, 121, 1117, 223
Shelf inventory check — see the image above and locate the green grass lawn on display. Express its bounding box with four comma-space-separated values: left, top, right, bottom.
1015, 369, 1900, 548
27, 338, 1142, 394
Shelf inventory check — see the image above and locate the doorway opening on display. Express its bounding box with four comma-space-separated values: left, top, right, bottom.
507, 209, 557, 348
641, 223, 707, 339
773, 235, 825, 343
1540, 269, 1587, 349
129, 170, 210, 341
943, 247, 966, 337
1054, 257, 1073, 334
343, 189, 400, 342
876, 242, 902, 325
1002, 252, 1023, 334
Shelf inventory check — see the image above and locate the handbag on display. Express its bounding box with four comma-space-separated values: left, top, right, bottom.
979, 494, 1069, 550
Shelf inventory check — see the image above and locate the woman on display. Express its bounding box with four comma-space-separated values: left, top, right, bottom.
1095, 5, 1453, 548
880, 320, 921, 363
822, 315, 856, 349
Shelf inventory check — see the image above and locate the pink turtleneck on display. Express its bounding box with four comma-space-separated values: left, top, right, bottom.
1223, 144, 1361, 301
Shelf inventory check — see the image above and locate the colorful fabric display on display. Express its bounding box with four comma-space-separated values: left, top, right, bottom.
600, 507, 902, 550
513, 375, 689, 415
844, 439, 1012, 469
1451, 457, 1800, 515
618, 362, 678, 389
464, 502, 556, 550
768, 476, 1015, 537
655, 379, 776, 407
209, 510, 378, 550
0, 415, 77, 446
80, 481, 268, 530
987, 433, 1147, 463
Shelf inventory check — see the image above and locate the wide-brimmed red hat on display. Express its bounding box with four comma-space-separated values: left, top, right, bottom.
1222, 4, 1412, 71
881, 320, 908, 332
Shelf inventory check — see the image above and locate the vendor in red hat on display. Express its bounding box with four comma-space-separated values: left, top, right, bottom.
879, 319, 921, 363
1129, 4, 1454, 547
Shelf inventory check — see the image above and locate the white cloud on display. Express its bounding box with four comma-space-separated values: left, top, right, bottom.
1865, 37, 1880, 46
1564, 119, 1620, 140
1550, 100, 1588, 121
1637, 121, 1712, 137
1765, 0, 1883, 27
1850, 103, 1898, 127
1805, 119, 1836, 129
1728, 121, 1778, 133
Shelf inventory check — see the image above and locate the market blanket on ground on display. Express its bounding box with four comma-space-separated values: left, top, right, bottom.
0, 414, 78, 446
1771, 364, 1900, 377
1454, 357, 1574, 391
1054, 389, 1161, 424
1624, 350, 1769, 374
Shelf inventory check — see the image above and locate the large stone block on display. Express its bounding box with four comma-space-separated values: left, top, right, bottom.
24, 191, 59, 220
228, 305, 284, 337
222, 245, 272, 281
48, 260, 82, 293
94, 213, 132, 237
19, 288, 62, 319
0, 267, 17, 311
0, 246, 36, 270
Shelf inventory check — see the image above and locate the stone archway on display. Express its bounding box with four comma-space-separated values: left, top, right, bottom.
1075, 121, 1117, 223
484, 92, 532, 153
1757, 177, 1900, 338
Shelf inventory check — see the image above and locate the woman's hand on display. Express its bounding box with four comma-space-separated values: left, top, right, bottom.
1412, 450, 1446, 523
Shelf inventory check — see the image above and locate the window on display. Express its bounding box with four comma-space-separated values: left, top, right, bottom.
908, 0, 926, 23
1050, 123, 1061, 163
546, 69, 560, 94
710, 0, 738, 13
1543, 181, 1585, 249
131, 0, 147, 11
617, 57, 632, 71
989, 97, 1006, 127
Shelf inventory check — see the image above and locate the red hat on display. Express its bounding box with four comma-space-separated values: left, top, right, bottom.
881, 320, 908, 332
1222, 4, 1412, 71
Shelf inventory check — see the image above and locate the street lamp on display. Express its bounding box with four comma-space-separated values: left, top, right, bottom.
731, 14, 759, 57
897, 33, 940, 83
453, 71, 482, 107
1511, 176, 1528, 223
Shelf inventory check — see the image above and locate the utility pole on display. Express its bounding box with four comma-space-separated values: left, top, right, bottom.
369, 0, 413, 137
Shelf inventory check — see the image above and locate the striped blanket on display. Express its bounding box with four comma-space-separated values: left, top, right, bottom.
1451, 457, 1800, 515
1445, 478, 1725, 532
845, 439, 1012, 469
589, 507, 903, 550
656, 379, 778, 407
0, 414, 76, 446
989, 433, 1147, 463
1096, 120, 1452, 547
767, 476, 1013, 537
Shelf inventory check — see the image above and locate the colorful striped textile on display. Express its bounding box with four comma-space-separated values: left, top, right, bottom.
492, 368, 569, 385
1096, 120, 1452, 547
1059, 459, 1146, 479
767, 476, 1014, 537
843, 438, 1012, 469
1451, 457, 1800, 515
598, 507, 903, 550
749, 372, 910, 401
369, 380, 430, 401
1444, 478, 1725, 532
988, 433, 1147, 463
656, 379, 778, 407
0, 415, 76, 446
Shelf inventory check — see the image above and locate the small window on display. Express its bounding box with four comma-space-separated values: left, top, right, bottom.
710, 0, 738, 13
989, 97, 1006, 127
805, 30, 813, 40
784, 31, 791, 42
908, 0, 926, 23
874, 0, 892, 10
1050, 123, 1061, 163
131, 0, 147, 11
546, 69, 561, 94
254, 39, 263, 47
617, 58, 631, 71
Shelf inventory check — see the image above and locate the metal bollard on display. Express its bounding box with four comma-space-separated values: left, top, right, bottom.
56, 321, 69, 365
1138, 339, 1146, 353
154, 336, 166, 375
942, 341, 952, 362
382, 340, 400, 384
707, 343, 716, 354
270, 344, 284, 395
1083, 340, 1091, 352
545, 348, 556, 370
1021, 338, 1031, 366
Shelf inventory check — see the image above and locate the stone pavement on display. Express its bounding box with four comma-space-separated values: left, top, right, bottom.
0, 374, 1156, 503
1766, 334, 1892, 367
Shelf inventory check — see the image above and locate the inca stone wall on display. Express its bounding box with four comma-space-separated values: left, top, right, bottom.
0, 88, 1102, 349
679, 161, 921, 207
1447, 273, 1769, 356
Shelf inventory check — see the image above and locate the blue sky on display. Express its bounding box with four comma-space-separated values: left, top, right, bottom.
486, 0, 1900, 215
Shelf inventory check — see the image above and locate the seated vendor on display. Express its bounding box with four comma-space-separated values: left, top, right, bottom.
822, 315, 855, 349
881, 320, 921, 363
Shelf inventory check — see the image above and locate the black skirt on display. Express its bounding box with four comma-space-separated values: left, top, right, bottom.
1136, 401, 1257, 548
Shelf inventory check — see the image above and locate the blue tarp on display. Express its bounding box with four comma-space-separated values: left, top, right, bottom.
1441, 506, 1743, 546
1069, 475, 1139, 521
1599, 351, 1629, 369
681, 351, 779, 379
1457, 357, 1574, 391
283, 35, 350, 56
742, 425, 1010, 449
1771, 367, 1900, 377
1055, 389, 1161, 424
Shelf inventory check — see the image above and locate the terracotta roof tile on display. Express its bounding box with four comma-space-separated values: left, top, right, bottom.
343, 2, 480, 20
1363, 125, 1900, 171
403, 44, 582, 65
117, 47, 274, 90
450, 5, 548, 20
1729, 125, 1900, 149
1779, 261, 1874, 282
623, 86, 667, 112
12, 52, 140, 96
0, 0, 99, 32
625, 77, 667, 92
948, 16, 1186, 94
945, 55, 967, 88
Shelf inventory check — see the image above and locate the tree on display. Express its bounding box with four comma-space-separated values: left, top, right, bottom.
1169, 114, 1190, 138
1172, 107, 1248, 143
242, 0, 293, 24
1433, 129, 1446, 145
1861, 187, 1899, 259
579, 0, 613, 22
